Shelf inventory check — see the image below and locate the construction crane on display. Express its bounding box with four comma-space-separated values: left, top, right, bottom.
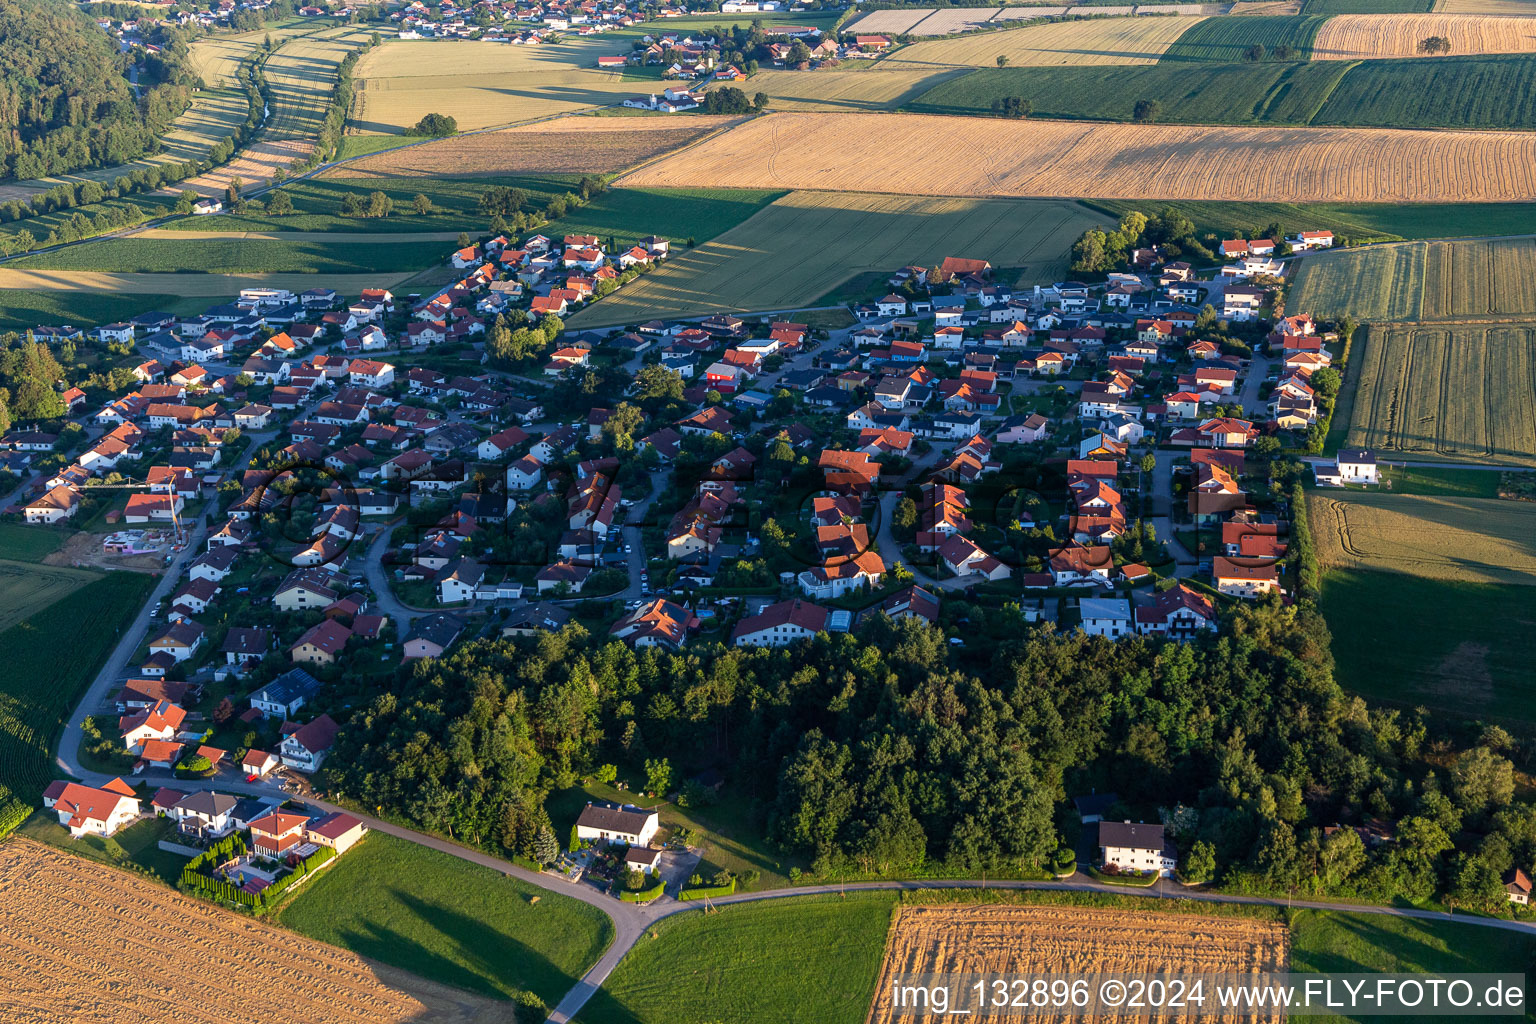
84, 479, 191, 546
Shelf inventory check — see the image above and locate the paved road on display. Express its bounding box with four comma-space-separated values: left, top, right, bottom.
52, 516, 209, 780
359, 523, 422, 631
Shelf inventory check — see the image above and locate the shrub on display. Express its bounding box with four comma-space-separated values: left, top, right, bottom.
407, 112, 458, 137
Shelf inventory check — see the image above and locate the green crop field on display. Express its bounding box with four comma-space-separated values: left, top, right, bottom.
578, 893, 897, 1024
0, 571, 154, 816
1342, 322, 1536, 465
908, 60, 1350, 122
1315, 54, 1536, 130
1160, 15, 1329, 61
1290, 239, 1536, 322
1319, 567, 1536, 721
0, 288, 185, 330
276, 831, 613, 1007
908, 53, 1536, 131
0, 524, 66, 563
12, 237, 450, 275
569, 191, 1109, 326
1085, 200, 1536, 245
0, 560, 99, 633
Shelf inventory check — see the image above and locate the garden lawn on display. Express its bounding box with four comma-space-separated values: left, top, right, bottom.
547, 779, 800, 889
14, 810, 186, 885
275, 832, 613, 1006
577, 893, 896, 1024
1318, 569, 1536, 723
1379, 466, 1503, 498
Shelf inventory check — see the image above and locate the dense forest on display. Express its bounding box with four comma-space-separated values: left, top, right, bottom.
325, 594, 1535, 912
0, 0, 193, 180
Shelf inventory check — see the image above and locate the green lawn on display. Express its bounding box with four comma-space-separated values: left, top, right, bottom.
276, 831, 614, 1007
1290, 910, 1535, 1023
548, 779, 801, 890
1160, 15, 1329, 62
1319, 569, 1536, 724
0, 523, 66, 562
14, 809, 187, 885
0, 289, 186, 330
334, 134, 415, 160
14, 237, 450, 274
909, 55, 1536, 133
542, 187, 785, 252
577, 893, 896, 1024
1082, 200, 1536, 246
0, 570, 154, 812
1379, 466, 1503, 499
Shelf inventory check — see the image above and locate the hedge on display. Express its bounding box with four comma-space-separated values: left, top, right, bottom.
619, 880, 666, 903
0, 797, 31, 841
678, 879, 736, 901
1086, 866, 1160, 887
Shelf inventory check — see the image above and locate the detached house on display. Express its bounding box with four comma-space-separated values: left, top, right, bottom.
280, 713, 340, 772
42, 778, 140, 838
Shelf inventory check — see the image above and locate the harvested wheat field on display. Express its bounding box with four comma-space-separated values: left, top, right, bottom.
867, 905, 1289, 1024
1435, 0, 1536, 14
844, 7, 968, 34
328, 116, 743, 179
887, 16, 1208, 67
349, 40, 638, 134
1308, 492, 1536, 584
748, 67, 966, 111
619, 111, 1536, 203
1312, 13, 1536, 58
0, 839, 506, 1024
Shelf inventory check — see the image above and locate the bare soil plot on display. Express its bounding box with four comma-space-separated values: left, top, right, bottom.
1308, 491, 1536, 584
327, 115, 743, 178
568, 191, 1107, 326
0, 838, 505, 1024
1312, 13, 1536, 57
867, 905, 1289, 1024
618, 111, 1536, 203
887, 16, 1208, 67
908, 8, 1009, 33
1344, 322, 1536, 465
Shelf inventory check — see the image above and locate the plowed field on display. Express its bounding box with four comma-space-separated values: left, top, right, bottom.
867, 905, 1289, 1024
328, 115, 743, 178
1312, 13, 1536, 57
618, 111, 1536, 203
0, 839, 504, 1024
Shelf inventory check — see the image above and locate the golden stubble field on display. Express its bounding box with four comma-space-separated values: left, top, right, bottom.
327, 115, 745, 179
887, 16, 1209, 67
618, 111, 1536, 203
1308, 491, 1536, 585
1312, 13, 1536, 58
866, 905, 1289, 1024
0, 839, 504, 1024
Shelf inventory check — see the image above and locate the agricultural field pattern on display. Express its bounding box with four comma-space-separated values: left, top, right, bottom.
1343, 322, 1536, 465
1308, 491, 1536, 584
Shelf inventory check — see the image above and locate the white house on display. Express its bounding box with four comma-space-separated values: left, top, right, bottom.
1097, 820, 1177, 876
1336, 449, 1379, 484
731, 599, 829, 647
348, 359, 396, 388
575, 802, 660, 846
1079, 597, 1132, 639
41, 778, 140, 838
279, 713, 340, 773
